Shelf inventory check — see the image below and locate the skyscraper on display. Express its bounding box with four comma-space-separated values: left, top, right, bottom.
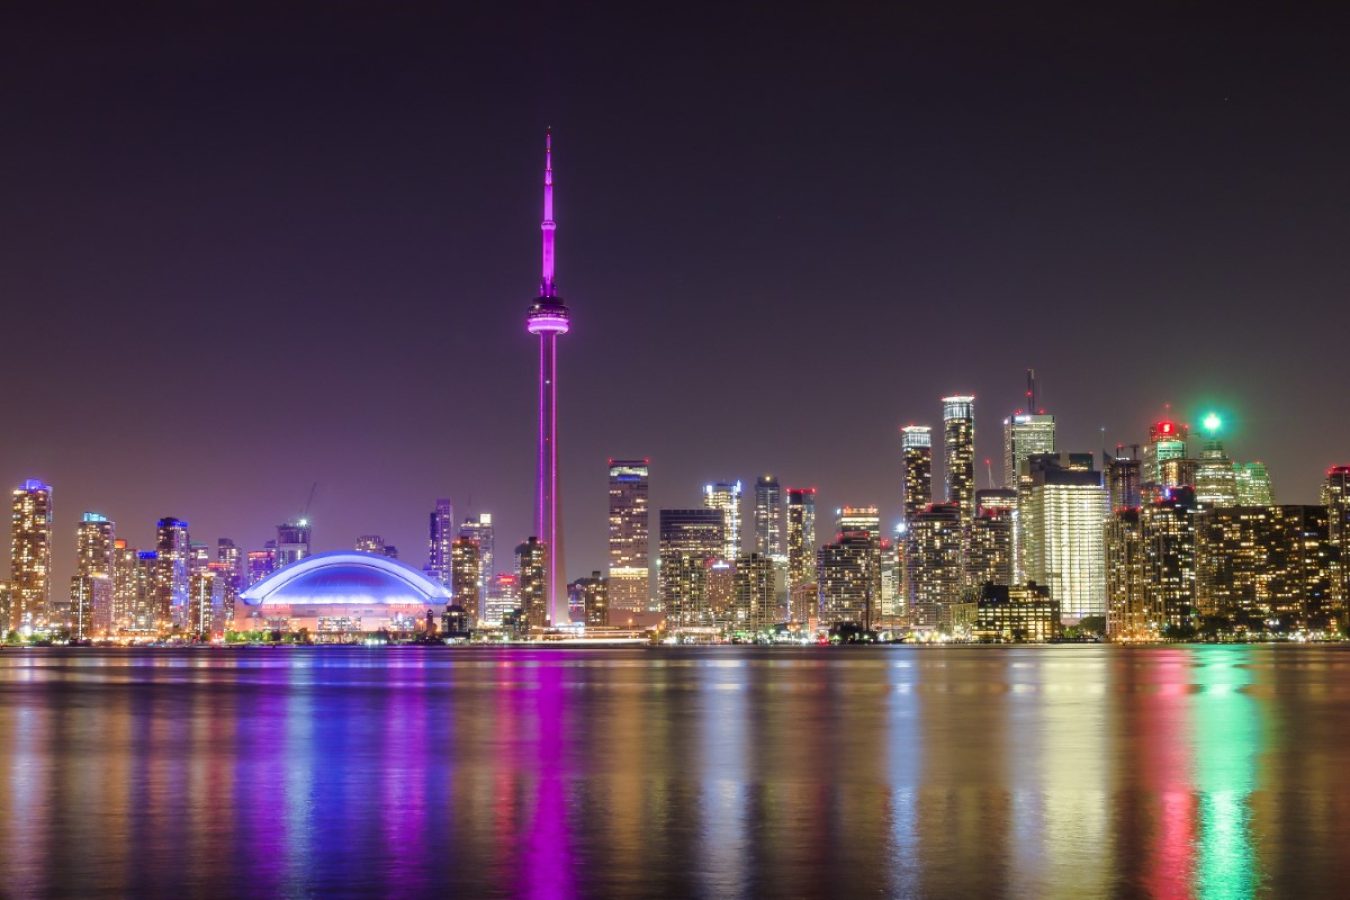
275, 520, 311, 569
900, 425, 933, 525
450, 536, 482, 619
1143, 420, 1188, 486
1003, 414, 1056, 491
568, 571, 608, 627
785, 488, 817, 625
9, 479, 52, 631
516, 537, 549, 630
112, 539, 140, 634
75, 512, 115, 581
526, 130, 571, 628
427, 499, 455, 585
1194, 416, 1238, 507
942, 396, 976, 530
969, 489, 1015, 591
904, 502, 964, 629
658, 508, 724, 627
817, 531, 880, 629
703, 481, 743, 561
733, 553, 776, 630
1142, 486, 1200, 633
71, 511, 116, 639
1197, 505, 1337, 630
1105, 452, 1143, 510
459, 513, 495, 611
1234, 461, 1274, 506
1105, 508, 1149, 640
607, 459, 650, 613
753, 475, 785, 559
154, 518, 190, 629
1019, 453, 1108, 623
1324, 466, 1350, 608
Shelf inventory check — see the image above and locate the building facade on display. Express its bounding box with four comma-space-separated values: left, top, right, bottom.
1019, 453, 1108, 623
607, 460, 650, 612
10, 479, 53, 631
658, 508, 724, 627
703, 481, 743, 562
785, 488, 817, 626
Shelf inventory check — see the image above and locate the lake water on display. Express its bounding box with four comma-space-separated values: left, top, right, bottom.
1, 646, 1348, 898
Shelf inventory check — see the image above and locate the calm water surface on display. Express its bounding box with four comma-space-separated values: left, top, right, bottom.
1, 646, 1348, 898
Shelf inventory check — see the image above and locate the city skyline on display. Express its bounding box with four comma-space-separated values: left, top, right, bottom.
4, 5, 1350, 595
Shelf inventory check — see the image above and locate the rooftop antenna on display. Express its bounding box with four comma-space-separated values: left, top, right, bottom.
1025, 368, 1038, 414
985, 458, 995, 489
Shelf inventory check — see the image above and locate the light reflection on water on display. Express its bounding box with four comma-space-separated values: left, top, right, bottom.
1, 646, 1349, 897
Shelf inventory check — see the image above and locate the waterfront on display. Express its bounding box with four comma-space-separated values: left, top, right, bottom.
1, 646, 1348, 897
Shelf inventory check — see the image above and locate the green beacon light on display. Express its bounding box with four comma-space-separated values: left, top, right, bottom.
1202, 412, 1222, 435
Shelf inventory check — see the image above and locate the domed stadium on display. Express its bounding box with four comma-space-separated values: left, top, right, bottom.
234, 551, 451, 639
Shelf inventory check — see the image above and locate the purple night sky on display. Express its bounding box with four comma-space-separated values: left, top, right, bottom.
2, 4, 1349, 589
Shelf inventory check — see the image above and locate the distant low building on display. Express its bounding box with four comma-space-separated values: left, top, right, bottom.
975, 583, 1061, 642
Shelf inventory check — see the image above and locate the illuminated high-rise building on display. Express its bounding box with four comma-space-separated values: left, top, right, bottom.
785, 488, 817, 625
427, 499, 455, 585
942, 396, 976, 529
10, 479, 53, 631
207, 561, 239, 635
75, 512, 115, 580
753, 475, 785, 559
733, 552, 776, 630
1325, 466, 1350, 608
217, 538, 242, 586
904, 502, 964, 629
1105, 452, 1143, 510
246, 548, 275, 586
878, 538, 900, 625
1143, 420, 1188, 486
1019, 453, 1108, 623
1105, 508, 1150, 640
187, 568, 217, 640
488, 572, 520, 624
275, 520, 311, 569
69, 574, 111, 640
131, 551, 159, 633
1197, 505, 1337, 629
1004, 414, 1056, 491
458, 513, 495, 610
1234, 461, 1274, 506
450, 536, 482, 619
516, 537, 549, 630
607, 460, 650, 612
1142, 486, 1200, 632
835, 505, 881, 538
525, 131, 571, 628
111, 540, 140, 634
817, 531, 880, 629
968, 489, 1015, 591
1194, 415, 1238, 506
901, 426, 933, 525
154, 518, 190, 630
705, 559, 735, 622
658, 508, 724, 627
703, 481, 743, 561
568, 571, 608, 627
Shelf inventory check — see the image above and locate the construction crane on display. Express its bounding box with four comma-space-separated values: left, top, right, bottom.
297, 482, 319, 527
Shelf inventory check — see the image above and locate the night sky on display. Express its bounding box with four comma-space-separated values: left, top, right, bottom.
3, 3, 1349, 589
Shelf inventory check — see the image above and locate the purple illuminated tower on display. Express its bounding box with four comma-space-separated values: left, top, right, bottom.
527, 129, 570, 627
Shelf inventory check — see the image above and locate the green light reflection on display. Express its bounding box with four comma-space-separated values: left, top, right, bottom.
1191, 648, 1263, 899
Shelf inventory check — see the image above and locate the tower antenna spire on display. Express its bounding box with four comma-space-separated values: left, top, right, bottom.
540, 127, 556, 297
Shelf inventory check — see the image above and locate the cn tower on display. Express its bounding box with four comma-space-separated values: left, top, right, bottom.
526, 129, 570, 627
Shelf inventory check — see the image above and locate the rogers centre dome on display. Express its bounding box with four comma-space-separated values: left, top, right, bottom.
234, 551, 451, 636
